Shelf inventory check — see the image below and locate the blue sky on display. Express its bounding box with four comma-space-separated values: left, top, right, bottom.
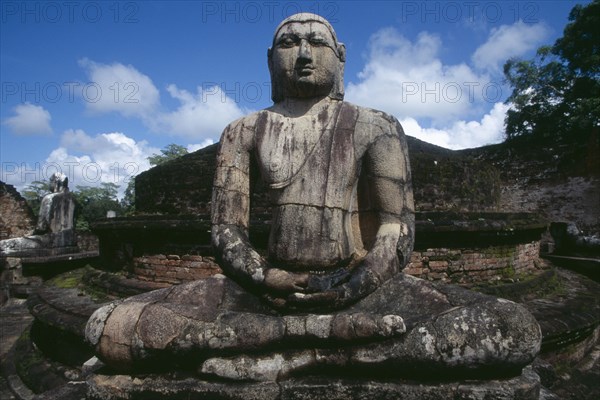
0, 1, 588, 196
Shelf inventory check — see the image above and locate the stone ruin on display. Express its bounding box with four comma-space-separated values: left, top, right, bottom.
0, 173, 98, 304
1, 13, 599, 400
0, 173, 76, 257
0, 181, 36, 241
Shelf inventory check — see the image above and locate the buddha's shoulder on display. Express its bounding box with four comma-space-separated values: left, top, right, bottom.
222, 110, 268, 133
342, 102, 397, 126
342, 102, 404, 138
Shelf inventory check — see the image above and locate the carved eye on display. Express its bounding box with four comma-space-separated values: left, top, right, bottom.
277, 36, 297, 48
309, 37, 327, 46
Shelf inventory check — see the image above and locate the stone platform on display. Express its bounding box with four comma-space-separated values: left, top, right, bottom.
1, 251, 99, 302
541, 253, 600, 282
2, 266, 599, 399
86, 367, 540, 400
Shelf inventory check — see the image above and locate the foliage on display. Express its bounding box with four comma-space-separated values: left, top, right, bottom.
73, 182, 122, 230
553, 2, 600, 78
21, 180, 50, 218
503, 0, 600, 141
120, 179, 136, 215
148, 143, 188, 166
120, 143, 189, 214
21, 144, 190, 224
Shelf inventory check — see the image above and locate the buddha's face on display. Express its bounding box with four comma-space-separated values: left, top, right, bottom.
270, 21, 341, 99
49, 173, 67, 193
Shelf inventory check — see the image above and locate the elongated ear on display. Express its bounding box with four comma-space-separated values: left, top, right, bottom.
329, 42, 346, 101
267, 47, 281, 103
337, 43, 346, 62
267, 47, 273, 77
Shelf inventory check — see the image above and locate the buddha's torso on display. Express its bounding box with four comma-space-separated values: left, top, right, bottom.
254, 100, 361, 270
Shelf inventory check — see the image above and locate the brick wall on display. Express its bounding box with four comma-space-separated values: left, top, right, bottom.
0, 182, 36, 240
128, 242, 546, 286
76, 232, 99, 252
405, 241, 548, 284
93, 213, 547, 285
132, 254, 222, 284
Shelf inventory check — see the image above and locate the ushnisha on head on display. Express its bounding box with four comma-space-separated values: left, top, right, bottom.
49, 172, 69, 193
268, 13, 346, 103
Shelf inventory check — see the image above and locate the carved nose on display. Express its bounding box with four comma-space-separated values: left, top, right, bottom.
298, 39, 312, 60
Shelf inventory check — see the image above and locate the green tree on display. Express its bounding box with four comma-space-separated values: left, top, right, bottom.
73, 182, 122, 230
503, 0, 600, 140
21, 180, 50, 218
118, 144, 190, 214
148, 143, 188, 166
21, 180, 125, 230
120, 179, 136, 215
553, 2, 600, 78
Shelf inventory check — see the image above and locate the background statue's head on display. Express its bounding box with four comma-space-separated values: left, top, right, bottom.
268, 13, 346, 103
49, 172, 68, 193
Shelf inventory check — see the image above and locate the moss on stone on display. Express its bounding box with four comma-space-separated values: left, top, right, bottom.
46, 268, 86, 289
539, 272, 567, 298
45, 266, 114, 302
500, 264, 516, 280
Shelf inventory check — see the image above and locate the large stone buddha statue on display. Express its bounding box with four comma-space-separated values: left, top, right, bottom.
86, 13, 541, 383
0, 172, 75, 256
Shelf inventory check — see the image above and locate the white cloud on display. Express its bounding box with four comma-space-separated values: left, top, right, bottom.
1, 130, 159, 197
47, 129, 159, 197
78, 59, 246, 141
74, 21, 540, 152
346, 28, 491, 126
187, 139, 215, 153
150, 84, 246, 140
402, 102, 509, 149
3, 103, 52, 135
472, 21, 549, 72
79, 58, 160, 118
0, 163, 36, 192
343, 26, 538, 149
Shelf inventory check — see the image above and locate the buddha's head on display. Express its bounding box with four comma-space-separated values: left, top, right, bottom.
49, 172, 68, 193
268, 13, 346, 103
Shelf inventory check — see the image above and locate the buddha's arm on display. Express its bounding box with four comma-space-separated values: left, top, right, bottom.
211, 120, 308, 294
345, 124, 415, 294
360, 119, 415, 275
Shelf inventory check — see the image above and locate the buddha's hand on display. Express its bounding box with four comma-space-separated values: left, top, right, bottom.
263, 268, 310, 294
286, 252, 399, 310
286, 271, 372, 309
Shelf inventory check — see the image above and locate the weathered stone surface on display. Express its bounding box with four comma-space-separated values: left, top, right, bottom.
84, 13, 541, 395
86, 367, 540, 400
550, 221, 600, 257
463, 136, 600, 235
7, 265, 600, 399
28, 286, 102, 337
0, 173, 76, 257
34, 173, 75, 235
87, 374, 280, 400
0, 299, 33, 361
87, 272, 540, 379
522, 269, 600, 352
406, 241, 549, 284
0, 181, 36, 240
280, 367, 541, 400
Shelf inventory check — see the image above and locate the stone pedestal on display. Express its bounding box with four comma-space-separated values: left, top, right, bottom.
86, 367, 540, 400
